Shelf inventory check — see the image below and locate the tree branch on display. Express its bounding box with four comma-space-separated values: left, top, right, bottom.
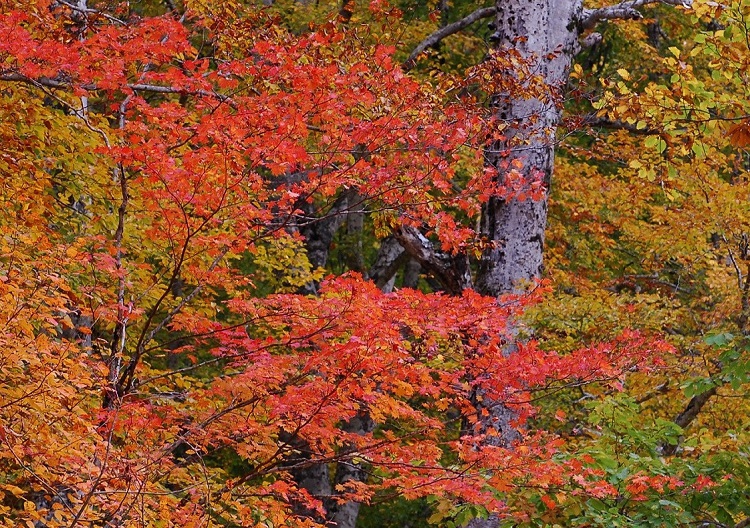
579, 114, 660, 135
0, 72, 232, 105
55, 0, 127, 25
403, 6, 496, 70
393, 225, 472, 295
660, 385, 718, 456
581, 0, 692, 30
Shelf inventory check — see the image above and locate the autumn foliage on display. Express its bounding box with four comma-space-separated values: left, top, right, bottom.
2, 0, 750, 526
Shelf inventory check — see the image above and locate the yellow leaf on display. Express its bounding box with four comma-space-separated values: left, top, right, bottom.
2, 485, 25, 496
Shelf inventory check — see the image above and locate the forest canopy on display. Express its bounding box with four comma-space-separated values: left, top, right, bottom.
1, 0, 750, 527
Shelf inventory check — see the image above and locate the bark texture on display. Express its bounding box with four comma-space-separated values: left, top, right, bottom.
476, 0, 580, 298
298, 192, 349, 295
660, 385, 718, 456
467, 1, 582, 525
394, 224, 473, 294
368, 236, 407, 292
325, 413, 376, 527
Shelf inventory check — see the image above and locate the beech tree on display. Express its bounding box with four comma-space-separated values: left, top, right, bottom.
397, 0, 692, 450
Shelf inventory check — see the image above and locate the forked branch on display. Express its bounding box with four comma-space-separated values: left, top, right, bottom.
393, 225, 472, 294
581, 0, 692, 29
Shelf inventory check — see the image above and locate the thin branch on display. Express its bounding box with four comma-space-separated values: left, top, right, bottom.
403, 6, 496, 70
0, 72, 331, 132
103, 98, 132, 409
722, 234, 743, 289
0, 72, 233, 106
118, 245, 230, 396
580, 114, 660, 135
673, 386, 718, 430
55, 0, 127, 25
142, 246, 230, 347
618, 273, 693, 294
69, 413, 118, 527
581, 0, 692, 30
634, 381, 669, 404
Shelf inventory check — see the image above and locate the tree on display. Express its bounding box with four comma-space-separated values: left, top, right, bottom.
401, 0, 693, 437
0, 0, 738, 527
530, 0, 750, 523
389, 0, 750, 525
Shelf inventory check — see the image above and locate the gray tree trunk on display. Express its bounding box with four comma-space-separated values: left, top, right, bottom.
468, 0, 581, 461
325, 412, 376, 527
368, 236, 407, 292
466, 0, 695, 524
403, 258, 421, 289
466, 3, 582, 526
476, 0, 580, 298
278, 431, 332, 522
343, 188, 366, 273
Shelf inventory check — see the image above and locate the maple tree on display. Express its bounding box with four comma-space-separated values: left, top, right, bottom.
1, 0, 749, 527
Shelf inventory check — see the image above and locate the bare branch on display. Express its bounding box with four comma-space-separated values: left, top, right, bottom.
0, 72, 232, 105
0, 72, 331, 134
403, 6, 496, 71
103, 98, 132, 409
142, 247, 231, 349
581, 0, 691, 30
721, 234, 744, 289
55, 0, 127, 25
118, 245, 231, 397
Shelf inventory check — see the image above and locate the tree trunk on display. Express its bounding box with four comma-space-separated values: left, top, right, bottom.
368, 236, 407, 292
293, 199, 386, 527
325, 412, 375, 527
466, 2, 581, 526
293, 0, 684, 524
278, 431, 332, 522
403, 258, 421, 289
343, 188, 366, 274
476, 0, 580, 298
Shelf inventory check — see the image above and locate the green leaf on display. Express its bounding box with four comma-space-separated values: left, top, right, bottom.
682, 377, 717, 398
705, 333, 733, 346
